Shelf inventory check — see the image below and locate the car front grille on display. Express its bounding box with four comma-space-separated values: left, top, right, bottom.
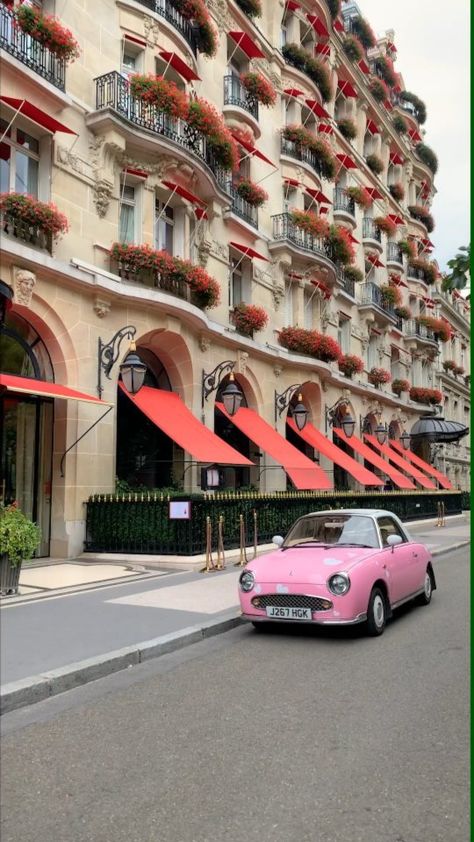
251, 594, 332, 611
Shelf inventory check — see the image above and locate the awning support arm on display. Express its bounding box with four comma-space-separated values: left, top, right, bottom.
60, 405, 113, 478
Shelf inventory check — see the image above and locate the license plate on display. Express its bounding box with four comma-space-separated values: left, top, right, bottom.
265, 606, 312, 620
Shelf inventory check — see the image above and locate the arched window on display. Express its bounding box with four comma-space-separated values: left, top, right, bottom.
0, 312, 53, 380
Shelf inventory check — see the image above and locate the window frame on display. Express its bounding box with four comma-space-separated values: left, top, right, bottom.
0, 120, 41, 197
376, 516, 408, 547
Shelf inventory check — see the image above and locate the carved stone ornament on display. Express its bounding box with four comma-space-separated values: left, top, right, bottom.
199, 335, 211, 353
13, 267, 36, 306
93, 297, 111, 319
236, 350, 249, 375
93, 178, 113, 218
197, 238, 212, 268
206, 0, 230, 33
271, 286, 285, 311
273, 364, 283, 378
143, 15, 160, 45
56, 146, 94, 182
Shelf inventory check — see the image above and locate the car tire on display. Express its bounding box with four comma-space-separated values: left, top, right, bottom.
366, 587, 387, 636
416, 567, 434, 606
251, 621, 269, 632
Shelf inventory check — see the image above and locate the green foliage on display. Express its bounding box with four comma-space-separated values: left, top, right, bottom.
399, 91, 427, 124
326, 0, 341, 20
337, 118, 357, 140
416, 143, 438, 174
442, 245, 470, 293
0, 505, 41, 567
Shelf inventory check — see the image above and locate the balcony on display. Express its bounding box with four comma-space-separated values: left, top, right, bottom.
221, 181, 258, 229
358, 282, 397, 324
270, 212, 336, 266
112, 256, 189, 301
1, 212, 52, 254
404, 319, 438, 346
133, 0, 197, 55
280, 137, 323, 179
392, 94, 417, 119
387, 242, 404, 267
407, 265, 428, 283
0, 4, 65, 90
223, 75, 258, 121
362, 218, 382, 243
337, 268, 355, 299
92, 72, 228, 184
333, 187, 356, 223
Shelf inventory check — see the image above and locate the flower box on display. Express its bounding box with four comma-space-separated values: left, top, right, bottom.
374, 215, 398, 237
399, 91, 426, 124
394, 305, 412, 320
398, 239, 417, 259
365, 153, 384, 175
380, 284, 402, 307
368, 367, 392, 387
338, 354, 364, 377
290, 209, 330, 238
279, 326, 341, 362
409, 387, 442, 405
282, 44, 331, 102
232, 303, 268, 336
416, 143, 438, 174
168, 0, 217, 56
415, 315, 451, 341
235, 0, 262, 16
337, 118, 357, 140
0, 192, 68, 251
240, 72, 276, 106
350, 16, 376, 49
327, 225, 356, 266
389, 182, 405, 201
369, 78, 390, 103
442, 360, 456, 372
15, 4, 80, 62
282, 125, 337, 179
129, 75, 189, 118
408, 204, 435, 233
392, 379, 411, 396
187, 98, 239, 170
409, 257, 438, 284
345, 186, 373, 209
235, 179, 268, 207
393, 114, 409, 135
343, 34, 364, 62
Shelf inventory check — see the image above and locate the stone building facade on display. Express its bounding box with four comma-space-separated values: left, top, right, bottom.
0, 0, 470, 557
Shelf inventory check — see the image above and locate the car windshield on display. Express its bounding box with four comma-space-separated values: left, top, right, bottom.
282, 514, 379, 549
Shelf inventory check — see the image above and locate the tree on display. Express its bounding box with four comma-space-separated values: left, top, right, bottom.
441, 244, 470, 293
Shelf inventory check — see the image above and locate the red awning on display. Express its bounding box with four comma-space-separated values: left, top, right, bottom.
195, 207, 208, 220
389, 440, 453, 490
162, 179, 206, 207
388, 214, 405, 225
318, 122, 333, 134
349, 233, 360, 244
334, 428, 416, 489
333, 18, 344, 32
217, 404, 332, 490
306, 14, 329, 38
391, 276, 408, 288
358, 59, 370, 74
285, 0, 300, 9
366, 119, 380, 135
365, 187, 384, 199
230, 242, 269, 261
284, 177, 300, 187
229, 31, 265, 59
158, 51, 200, 82
366, 254, 385, 268
231, 131, 275, 167
287, 419, 384, 487
0, 96, 76, 135
390, 151, 404, 165
123, 167, 148, 179
0, 373, 107, 405
124, 33, 147, 47
338, 80, 357, 98
283, 87, 304, 98
422, 297, 435, 308
363, 434, 437, 489
305, 99, 330, 119
121, 385, 252, 465
305, 187, 332, 204
336, 153, 357, 170
384, 100, 393, 111
316, 43, 331, 57
408, 129, 422, 143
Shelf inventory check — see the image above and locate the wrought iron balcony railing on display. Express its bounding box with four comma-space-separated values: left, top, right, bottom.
407, 265, 428, 283
362, 217, 382, 242
94, 72, 228, 182
133, 0, 197, 55
1, 212, 53, 254
337, 268, 355, 298
272, 212, 335, 262
405, 319, 437, 343
358, 282, 397, 320
0, 4, 66, 90
280, 137, 323, 178
387, 242, 404, 264
112, 256, 189, 301
222, 182, 258, 228
333, 187, 356, 217
223, 75, 258, 120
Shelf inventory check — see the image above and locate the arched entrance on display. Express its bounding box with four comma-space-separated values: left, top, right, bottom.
285, 381, 321, 469
116, 348, 175, 490
213, 373, 258, 490
332, 401, 355, 490
0, 312, 54, 555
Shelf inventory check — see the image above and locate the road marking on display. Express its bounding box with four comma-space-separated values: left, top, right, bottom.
107, 571, 241, 614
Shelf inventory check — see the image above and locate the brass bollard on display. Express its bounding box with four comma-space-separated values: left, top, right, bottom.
441, 501, 446, 527
201, 516, 216, 573
253, 508, 258, 559
215, 515, 226, 570
235, 513, 247, 567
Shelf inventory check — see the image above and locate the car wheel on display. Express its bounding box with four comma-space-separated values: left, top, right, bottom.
417, 567, 434, 606
251, 621, 269, 633
366, 587, 387, 636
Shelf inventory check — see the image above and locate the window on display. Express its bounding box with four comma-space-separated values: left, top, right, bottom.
230, 257, 243, 308
304, 288, 314, 329
337, 316, 351, 354
390, 348, 401, 379
154, 199, 174, 253
367, 334, 378, 369
377, 516, 406, 547
119, 181, 136, 244
0, 120, 39, 196
284, 280, 294, 326
121, 51, 137, 75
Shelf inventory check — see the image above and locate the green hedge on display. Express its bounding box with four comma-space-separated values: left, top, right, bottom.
85, 491, 463, 555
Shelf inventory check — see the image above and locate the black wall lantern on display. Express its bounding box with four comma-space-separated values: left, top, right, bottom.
275, 384, 308, 431
201, 360, 243, 417
400, 430, 411, 450
97, 326, 147, 398
325, 398, 355, 438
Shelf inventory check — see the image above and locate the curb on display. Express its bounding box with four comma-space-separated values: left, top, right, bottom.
1, 540, 469, 716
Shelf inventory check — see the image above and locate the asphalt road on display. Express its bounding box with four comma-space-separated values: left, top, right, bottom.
0, 546, 469, 842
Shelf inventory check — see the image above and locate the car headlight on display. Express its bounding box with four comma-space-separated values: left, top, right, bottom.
327, 573, 350, 596
239, 571, 255, 593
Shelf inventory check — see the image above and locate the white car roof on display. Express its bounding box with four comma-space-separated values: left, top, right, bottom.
303, 509, 400, 518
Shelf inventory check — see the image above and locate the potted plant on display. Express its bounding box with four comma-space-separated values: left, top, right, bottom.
15, 4, 80, 62
342, 265, 364, 283
394, 305, 412, 320
399, 238, 417, 259
235, 179, 268, 207
232, 303, 268, 336
337, 118, 358, 140
327, 224, 356, 265
240, 72, 276, 106
369, 78, 390, 103
442, 360, 456, 373
407, 204, 435, 233
350, 16, 376, 49
380, 284, 402, 307
0, 192, 69, 242
393, 114, 409, 135
0, 504, 41, 595
327, 0, 341, 19
290, 209, 330, 238
392, 378, 410, 396
416, 315, 451, 341
389, 182, 405, 201
409, 257, 438, 284
453, 365, 465, 376
343, 34, 364, 62
345, 186, 373, 209
278, 326, 341, 362
338, 354, 364, 378
399, 91, 427, 124
368, 367, 392, 388
365, 153, 384, 174
373, 55, 398, 88
129, 74, 188, 118
235, 0, 262, 17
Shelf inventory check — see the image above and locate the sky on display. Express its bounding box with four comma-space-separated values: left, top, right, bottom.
355, 0, 470, 272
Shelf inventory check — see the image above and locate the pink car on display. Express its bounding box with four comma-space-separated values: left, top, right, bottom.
239, 509, 436, 636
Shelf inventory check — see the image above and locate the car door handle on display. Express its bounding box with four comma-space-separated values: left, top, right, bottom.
412, 553, 418, 558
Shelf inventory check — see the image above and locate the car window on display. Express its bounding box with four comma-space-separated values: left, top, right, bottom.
283, 514, 379, 548
377, 516, 407, 547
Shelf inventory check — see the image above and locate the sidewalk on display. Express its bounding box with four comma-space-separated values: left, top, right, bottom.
1, 515, 469, 715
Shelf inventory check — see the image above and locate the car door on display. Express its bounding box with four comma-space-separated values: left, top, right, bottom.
377, 516, 420, 603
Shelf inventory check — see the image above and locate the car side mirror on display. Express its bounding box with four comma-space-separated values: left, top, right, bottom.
387, 534, 403, 552
272, 535, 284, 547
